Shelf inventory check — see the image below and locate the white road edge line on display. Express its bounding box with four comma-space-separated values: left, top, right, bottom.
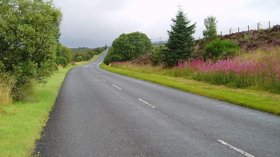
112, 84, 122, 90
138, 98, 156, 109
217, 139, 255, 157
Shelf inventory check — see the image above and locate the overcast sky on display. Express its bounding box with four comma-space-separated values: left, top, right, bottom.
54, 0, 280, 48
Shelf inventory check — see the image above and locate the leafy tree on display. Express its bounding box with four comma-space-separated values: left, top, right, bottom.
0, 0, 61, 99
104, 32, 152, 64
203, 16, 218, 40
163, 9, 196, 67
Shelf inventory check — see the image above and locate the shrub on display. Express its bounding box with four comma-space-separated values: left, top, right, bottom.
56, 44, 73, 67
150, 46, 165, 65
104, 49, 123, 65
203, 39, 239, 60
74, 55, 84, 62
87, 50, 95, 58
56, 56, 67, 67
93, 47, 106, 54
104, 32, 152, 64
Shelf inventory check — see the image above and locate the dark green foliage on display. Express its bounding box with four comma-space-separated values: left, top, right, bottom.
56, 57, 67, 67
104, 48, 122, 65
163, 9, 196, 67
74, 55, 84, 62
87, 50, 95, 58
0, 0, 61, 99
203, 16, 218, 41
93, 47, 106, 55
56, 44, 73, 67
73, 53, 91, 62
150, 46, 165, 65
104, 32, 152, 64
203, 39, 239, 60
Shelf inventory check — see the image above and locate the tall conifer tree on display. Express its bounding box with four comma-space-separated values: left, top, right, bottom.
163, 9, 196, 67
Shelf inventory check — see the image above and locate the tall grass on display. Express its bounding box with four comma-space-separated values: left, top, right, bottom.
183, 48, 280, 92
0, 73, 15, 105
112, 47, 280, 93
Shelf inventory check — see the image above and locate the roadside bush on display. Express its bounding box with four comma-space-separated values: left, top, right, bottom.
87, 50, 95, 58
74, 56, 83, 62
150, 46, 165, 65
56, 44, 73, 67
104, 48, 123, 65
74, 53, 92, 62
56, 56, 67, 67
203, 39, 239, 60
94, 47, 106, 54
104, 32, 152, 64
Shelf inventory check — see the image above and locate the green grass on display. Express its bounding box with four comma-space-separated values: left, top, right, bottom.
0, 55, 100, 157
0, 67, 70, 157
101, 64, 280, 115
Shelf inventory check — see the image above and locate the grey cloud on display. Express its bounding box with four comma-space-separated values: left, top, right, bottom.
94, 0, 131, 11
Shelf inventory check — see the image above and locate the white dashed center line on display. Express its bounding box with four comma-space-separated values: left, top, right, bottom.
138, 98, 156, 109
102, 79, 106, 82
112, 84, 122, 90
217, 139, 255, 157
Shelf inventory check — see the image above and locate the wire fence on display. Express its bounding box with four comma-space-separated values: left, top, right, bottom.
219, 21, 280, 36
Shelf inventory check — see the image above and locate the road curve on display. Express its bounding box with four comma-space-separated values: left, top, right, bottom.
35, 50, 280, 157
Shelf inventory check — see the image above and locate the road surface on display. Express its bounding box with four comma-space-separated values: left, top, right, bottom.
35, 51, 280, 157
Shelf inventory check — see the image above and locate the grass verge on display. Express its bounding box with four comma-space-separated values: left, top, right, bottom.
101, 64, 280, 115
0, 67, 72, 157
0, 55, 100, 157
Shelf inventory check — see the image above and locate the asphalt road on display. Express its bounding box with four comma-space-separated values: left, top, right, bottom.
35, 50, 280, 157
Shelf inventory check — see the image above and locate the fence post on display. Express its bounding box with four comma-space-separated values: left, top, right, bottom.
269, 21, 271, 29
257, 22, 260, 30
229, 28, 231, 34
248, 25, 250, 32
220, 31, 222, 36
238, 27, 240, 33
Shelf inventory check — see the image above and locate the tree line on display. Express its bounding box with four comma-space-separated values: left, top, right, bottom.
104, 9, 239, 67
